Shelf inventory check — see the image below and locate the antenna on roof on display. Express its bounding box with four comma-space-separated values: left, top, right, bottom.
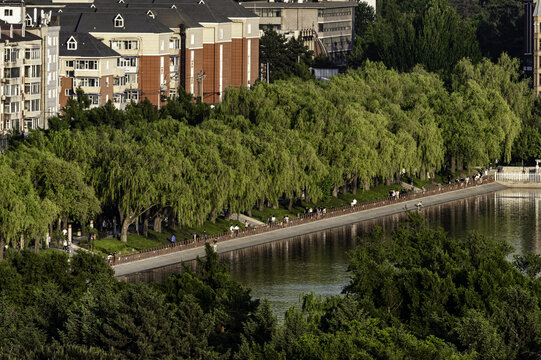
171, 4, 176, 8
198, 0, 205, 4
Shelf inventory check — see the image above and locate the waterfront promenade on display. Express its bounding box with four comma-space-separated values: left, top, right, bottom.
113, 182, 507, 278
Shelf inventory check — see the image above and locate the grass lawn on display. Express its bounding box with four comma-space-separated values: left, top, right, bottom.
250, 184, 402, 223
82, 217, 245, 256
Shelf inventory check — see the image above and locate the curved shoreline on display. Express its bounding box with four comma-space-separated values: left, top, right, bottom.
113, 182, 508, 278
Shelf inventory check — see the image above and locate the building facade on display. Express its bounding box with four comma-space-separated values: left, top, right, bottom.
242, 0, 357, 65
0, 2, 60, 134
29, 0, 260, 105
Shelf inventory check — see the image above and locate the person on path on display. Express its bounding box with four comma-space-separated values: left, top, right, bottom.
171, 235, 176, 244
107, 253, 113, 266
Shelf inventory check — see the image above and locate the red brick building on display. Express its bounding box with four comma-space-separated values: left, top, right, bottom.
30, 0, 260, 106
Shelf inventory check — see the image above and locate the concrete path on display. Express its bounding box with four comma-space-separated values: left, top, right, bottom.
113, 182, 507, 278
232, 213, 265, 226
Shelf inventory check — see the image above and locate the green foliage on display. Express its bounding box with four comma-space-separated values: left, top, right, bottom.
344, 212, 541, 359
259, 29, 314, 82
350, 0, 481, 74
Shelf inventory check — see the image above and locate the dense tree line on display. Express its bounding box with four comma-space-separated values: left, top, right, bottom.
0, 53, 533, 255
0, 214, 539, 359
351, 0, 524, 73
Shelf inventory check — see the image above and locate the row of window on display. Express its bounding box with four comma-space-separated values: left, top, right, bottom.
318, 9, 352, 17
318, 21, 351, 33
4, 83, 42, 96
254, 9, 281, 17
110, 40, 139, 51
65, 60, 99, 70
3, 99, 40, 113
4, 48, 41, 62
3, 65, 41, 78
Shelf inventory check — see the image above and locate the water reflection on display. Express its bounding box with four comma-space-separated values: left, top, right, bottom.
124, 188, 541, 319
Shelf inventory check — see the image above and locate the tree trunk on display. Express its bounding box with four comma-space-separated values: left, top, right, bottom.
451, 155, 456, 173
168, 208, 177, 230
224, 206, 231, 221
154, 210, 164, 233
352, 176, 358, 195
143, 213, 149, 238
49, 223, 53, 247
332, 185, 338, 198
420, 165, 426, 181
385, 178, 391, 186
247, 208, 252, 217
57, 218, 62, 231
0, 239, 4, 260
35, 236, 40, 254
120, 218, 131, 243
209, 207, 217, 223
258, 199, 264, 212
341, 184, 348, 195
288, 198, 293, 211
135, 216, 139, 235
363, 182, 370, 191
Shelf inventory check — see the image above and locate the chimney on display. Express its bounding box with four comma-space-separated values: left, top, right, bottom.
34, 8, 37, 24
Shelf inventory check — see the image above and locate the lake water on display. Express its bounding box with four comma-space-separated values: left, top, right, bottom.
226, 188, 541, 318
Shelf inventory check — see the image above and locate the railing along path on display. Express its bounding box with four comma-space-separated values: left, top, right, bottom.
112, 176, 495, 266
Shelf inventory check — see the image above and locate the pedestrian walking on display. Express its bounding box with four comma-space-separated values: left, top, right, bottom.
171, 235, 176, 244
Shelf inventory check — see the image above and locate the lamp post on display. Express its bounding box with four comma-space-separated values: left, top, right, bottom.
196, 70, 206, 102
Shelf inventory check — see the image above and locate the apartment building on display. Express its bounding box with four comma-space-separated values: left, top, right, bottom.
242, 0, 356, 65
29, 0, 260, 105
0, 2, 60, 134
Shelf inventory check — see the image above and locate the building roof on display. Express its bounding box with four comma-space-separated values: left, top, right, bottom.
241, 0, 356, 9
59, 31, 120, 57
29, 0, 257, 30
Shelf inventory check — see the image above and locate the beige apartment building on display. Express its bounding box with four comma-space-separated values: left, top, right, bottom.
242, 0, 357, 65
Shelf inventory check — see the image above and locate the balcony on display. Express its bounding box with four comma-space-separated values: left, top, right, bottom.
74, 68, 100, 77
113, 85, 126, 93
78, 86, 100, 94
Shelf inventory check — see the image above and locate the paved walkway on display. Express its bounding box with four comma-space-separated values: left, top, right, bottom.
232, 213, 265, 226
113, 182, 507, 278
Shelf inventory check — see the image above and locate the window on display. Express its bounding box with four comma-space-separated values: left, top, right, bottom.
24, 82, 40, 95
25, 14, 32, 27
113, 94, 125, 104
125, 73, 138, 84
170, 38, 180, 50
4, 9, 13, 16
75, 78, 100, 87
25, 48, 40, 60
114, 76, 126, 86
117, 57, 138, 68
65, 60, 74, 68
4, 84, 19, 96
106, 78, 109, 87
75, 60, 98, 70
110, 40, 139, 50
4, 48, 19, 62
89, 96, 100, 105
4, 67, 20, 78
170, 56, 179, 72
254, 9, 280, 17
114, 14, 124, 28
67, 36, 77, 50
24, 99, 40, 112
25, 65, 41, 78
4, 102, 19, 114
126, 90, 139, 102
24, 118, 37, 131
